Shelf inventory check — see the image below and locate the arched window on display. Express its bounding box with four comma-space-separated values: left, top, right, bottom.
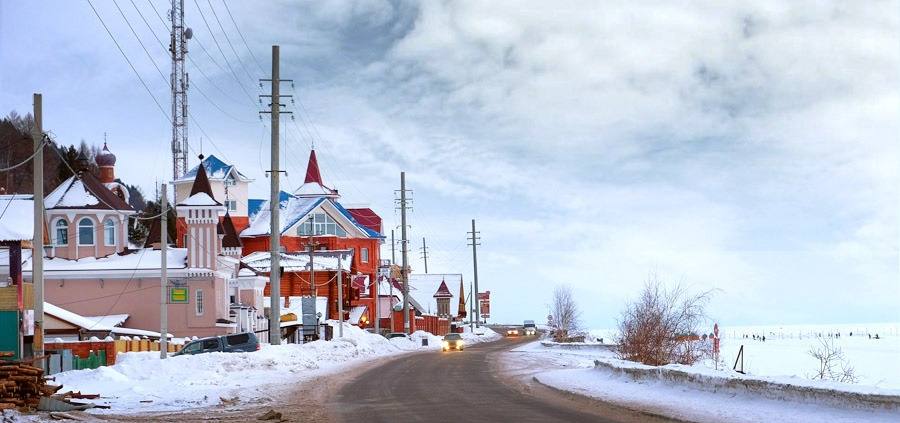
104, 218, 116, 246
78, 218, 94, 245
54, 219, 68, 246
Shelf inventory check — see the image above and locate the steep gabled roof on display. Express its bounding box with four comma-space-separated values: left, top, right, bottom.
176, 154, 251, 182
178, 156, 222, 207
143, 217, 172, 248
433, 280, 453, 298
45, 172, 134, 211
221, 213, 242, 248
294, 150, 338, 198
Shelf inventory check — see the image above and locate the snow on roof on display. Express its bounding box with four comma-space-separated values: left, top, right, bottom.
407, 274, 464, 315
294, 181, 338, 197
0, 195, 34, 241
84, 313, 129, 328
178, 192, 221, 207
242, 195, 322, 237
175, 154, 251, 183
44, 173, 133, 211
45, 302, 170, 338
241, 250, 352, 273
22, 248, 188, 272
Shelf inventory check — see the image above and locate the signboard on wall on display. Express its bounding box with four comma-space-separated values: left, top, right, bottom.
169, 287, 189, 303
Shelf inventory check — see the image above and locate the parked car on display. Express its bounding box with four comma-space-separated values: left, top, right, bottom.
386, 332, 410, 340
174, 332, 260, 356
442, 333, 464, 351
506, 328, 520, 336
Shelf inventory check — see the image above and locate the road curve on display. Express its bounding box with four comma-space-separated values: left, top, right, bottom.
328, 333, 635, 423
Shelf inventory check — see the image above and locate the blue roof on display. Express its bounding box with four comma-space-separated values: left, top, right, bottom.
248, 191, 292, 219
178, 155, 249, 182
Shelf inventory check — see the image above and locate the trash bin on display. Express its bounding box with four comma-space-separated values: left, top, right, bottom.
421, 338, 428, 347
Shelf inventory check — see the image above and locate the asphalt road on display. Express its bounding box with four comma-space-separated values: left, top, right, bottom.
327, 333, 668, 423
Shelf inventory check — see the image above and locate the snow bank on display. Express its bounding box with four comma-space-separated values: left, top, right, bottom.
54, 323, 502, 414
55, 323, 416, 413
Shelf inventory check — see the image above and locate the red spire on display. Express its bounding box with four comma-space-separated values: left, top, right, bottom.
304, 149, 323, 185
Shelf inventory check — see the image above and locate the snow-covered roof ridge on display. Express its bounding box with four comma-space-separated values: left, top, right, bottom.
22, 248, 189, 272
45, 172, 134, 212
241, 249, 353, 272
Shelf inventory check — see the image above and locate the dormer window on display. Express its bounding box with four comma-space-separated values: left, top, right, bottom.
298, 212, 346, 237
224, 173, 236, 187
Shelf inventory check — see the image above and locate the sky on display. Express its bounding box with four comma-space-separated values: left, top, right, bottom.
1, 1, 898, 328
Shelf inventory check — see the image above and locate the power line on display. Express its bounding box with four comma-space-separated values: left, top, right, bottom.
222, 0, 265, 74
207, 0, 257, 86
192, 0, 256, 103
85, 0, 171, 124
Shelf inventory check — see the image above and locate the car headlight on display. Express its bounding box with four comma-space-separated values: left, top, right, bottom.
442, 341, 449, 347
458, 341, 463, 347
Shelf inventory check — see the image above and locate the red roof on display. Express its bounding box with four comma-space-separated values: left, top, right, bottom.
433, 280, 453, 298
347, 208, 382, 234
304, 150, 323, 184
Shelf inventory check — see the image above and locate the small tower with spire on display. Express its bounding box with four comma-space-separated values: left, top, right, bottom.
295, 149, 339, 198
457, 279, 467, 319
176, 155, 225, 271
433, 279, 453, 318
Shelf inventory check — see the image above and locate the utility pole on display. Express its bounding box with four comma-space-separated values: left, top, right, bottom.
467, 219, 481, 327
420, 237, 429, 274
306, 232, 319, 338
390, 229, 395, 332
337, 252, 343, 337
259, 45, 292, 345
398, 172, 410, 334
469, 281, 475, 331
160, 183, 168, 358
169, 0, 190, 179
32, 93, 44, 364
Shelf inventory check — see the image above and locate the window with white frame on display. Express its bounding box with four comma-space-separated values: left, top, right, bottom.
77, 218, 94, 245
54, 219, 68, 246
361, 247, 369, 263
297, 212, 347, 237
224, 174, 236, 187
195, 289, 204, 315
226, 200, 237, 212
104, 218, 116, 246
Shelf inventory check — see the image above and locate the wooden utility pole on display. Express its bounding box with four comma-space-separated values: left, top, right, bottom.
160, 183, 168, 358
399, 173, 410, 334
467, 219, 481, 327
32, 93, 44, 363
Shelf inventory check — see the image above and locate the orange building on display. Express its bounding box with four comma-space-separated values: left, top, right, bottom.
239, 150, 385, 329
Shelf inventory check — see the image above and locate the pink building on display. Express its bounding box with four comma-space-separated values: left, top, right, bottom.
21, 148, 267, 338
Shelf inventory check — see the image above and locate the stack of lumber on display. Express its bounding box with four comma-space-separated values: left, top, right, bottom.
0, 361, 62, 411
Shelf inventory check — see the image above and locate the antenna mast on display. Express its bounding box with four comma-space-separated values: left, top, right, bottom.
170, 0, 191, 179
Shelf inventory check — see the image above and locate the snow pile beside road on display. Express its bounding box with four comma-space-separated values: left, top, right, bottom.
509, 340, 900, 423
55, 323, 413, 413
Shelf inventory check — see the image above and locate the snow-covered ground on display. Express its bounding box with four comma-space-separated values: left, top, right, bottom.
507, 323, 900, 423
54, 323, 500, 414
590, 322, 900, 389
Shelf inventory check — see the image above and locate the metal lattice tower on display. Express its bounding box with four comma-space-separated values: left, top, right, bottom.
170, 0, 190, 179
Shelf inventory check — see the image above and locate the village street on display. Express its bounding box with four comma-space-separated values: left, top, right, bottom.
94, 332, 677, 423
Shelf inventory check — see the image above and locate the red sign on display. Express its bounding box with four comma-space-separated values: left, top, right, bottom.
479, 291, 490, 318
477, 291, 490, 301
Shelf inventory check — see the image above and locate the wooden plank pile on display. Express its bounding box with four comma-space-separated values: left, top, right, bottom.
0, 359, 62, 411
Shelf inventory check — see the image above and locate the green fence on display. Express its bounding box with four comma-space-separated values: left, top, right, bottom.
72, 350, 107, 370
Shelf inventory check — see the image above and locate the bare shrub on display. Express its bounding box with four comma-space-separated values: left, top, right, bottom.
808, 338, 857, 383
549, 285, 581, 342
616, 276, 713, 366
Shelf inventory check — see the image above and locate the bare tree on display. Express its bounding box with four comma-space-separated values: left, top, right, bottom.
808, 338, 857, 383
549, 285, 581, 342
616, 275, 713, 366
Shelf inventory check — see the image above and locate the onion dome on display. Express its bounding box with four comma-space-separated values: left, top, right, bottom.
96, 142, 117, 166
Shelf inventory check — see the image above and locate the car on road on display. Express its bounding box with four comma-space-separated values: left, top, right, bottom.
174, 332, 260, 356
523, 320, 537, 336
506, 328, 520, 336
442, 333, 464, 351
386, 332, 410, 340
